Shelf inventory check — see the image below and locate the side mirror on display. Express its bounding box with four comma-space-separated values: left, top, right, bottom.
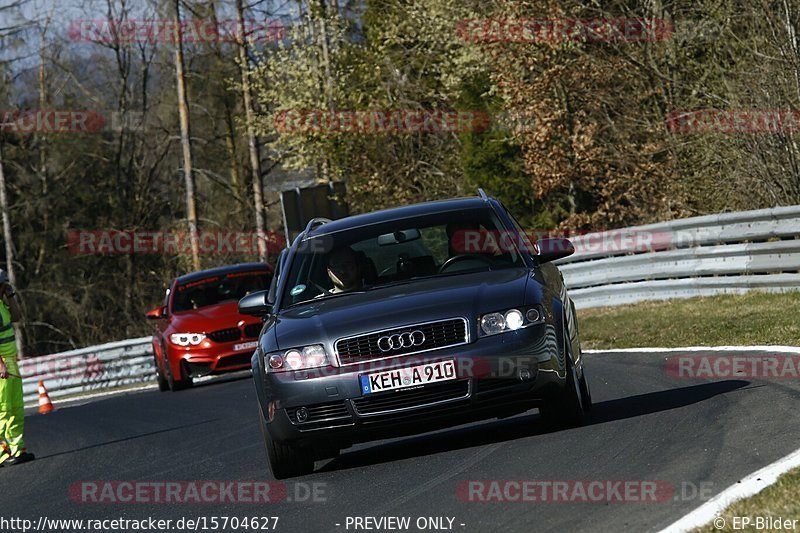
146, 305, 166, 319
536, 238, 575, 264
238, 290, 272, 317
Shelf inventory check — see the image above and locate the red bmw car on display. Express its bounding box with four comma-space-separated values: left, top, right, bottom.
146, 262, 274, 391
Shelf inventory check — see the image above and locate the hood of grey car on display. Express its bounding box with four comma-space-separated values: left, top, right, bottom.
272, 268, 532, 351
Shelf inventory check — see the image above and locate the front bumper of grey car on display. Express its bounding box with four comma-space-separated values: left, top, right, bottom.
255, 321, 569, 447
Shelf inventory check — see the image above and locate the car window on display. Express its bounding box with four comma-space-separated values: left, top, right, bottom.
268, 250, 287, 304
172, 271, 271, 313
351, 238, 431, 277
420, 226, 449, 265
504, 207, 537, 258
282, 207, 524, 307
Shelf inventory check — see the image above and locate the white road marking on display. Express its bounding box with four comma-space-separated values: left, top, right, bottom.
586, 345, 800, 354
658, 447, 800, 532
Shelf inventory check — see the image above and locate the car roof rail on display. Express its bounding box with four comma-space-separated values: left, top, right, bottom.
304, 217, 332, 234
477, 188, 489, 201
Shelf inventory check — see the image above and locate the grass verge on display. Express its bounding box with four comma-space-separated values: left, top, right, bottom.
692, 467, 800, 532
577, 291, 800, 350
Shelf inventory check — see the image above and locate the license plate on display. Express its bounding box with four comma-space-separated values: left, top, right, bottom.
360, 360, 456, 395
233, 341, 258, 352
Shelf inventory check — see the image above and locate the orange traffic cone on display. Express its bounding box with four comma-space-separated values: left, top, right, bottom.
38, 380, 54, 414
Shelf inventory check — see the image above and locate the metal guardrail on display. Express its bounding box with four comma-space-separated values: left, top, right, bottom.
20, 337, 154, 405
557, 205, 800, 308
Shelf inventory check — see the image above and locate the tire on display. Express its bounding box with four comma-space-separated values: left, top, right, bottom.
578, 363, 593, 413
166, 358, 192, 392
258, 405, 314, 479
539, 319, 587, 427
155, 355, 169, 392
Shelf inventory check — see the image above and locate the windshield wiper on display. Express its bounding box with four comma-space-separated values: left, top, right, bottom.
288, 290, 367, 308
366, 268, 497, 290
366, 280, 416, 291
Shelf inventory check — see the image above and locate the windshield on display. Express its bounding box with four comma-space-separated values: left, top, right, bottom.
281, 207, 525, 307
172, 270, 271, 312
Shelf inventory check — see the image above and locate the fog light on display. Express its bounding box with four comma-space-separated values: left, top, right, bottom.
526, 308, 541, 322
267, 400, 276, 421
296, 407, 309, 423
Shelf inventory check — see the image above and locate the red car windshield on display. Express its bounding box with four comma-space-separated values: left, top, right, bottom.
172, 271, 270, 313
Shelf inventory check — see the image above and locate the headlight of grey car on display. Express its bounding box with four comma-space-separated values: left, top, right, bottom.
265, 344, 330, 372
479, 305, 545, 337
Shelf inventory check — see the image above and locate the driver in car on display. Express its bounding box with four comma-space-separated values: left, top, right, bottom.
446, 220, 482, 257
326, 247, 364, 294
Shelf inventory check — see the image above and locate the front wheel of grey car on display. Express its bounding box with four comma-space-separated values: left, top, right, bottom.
539, 324, 588, 427
578, 363, 593, 413
258, 406, 314, 479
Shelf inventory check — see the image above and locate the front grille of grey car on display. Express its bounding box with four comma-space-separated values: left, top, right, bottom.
243, 323, 262, 339
209, 327, 241, 343
286, 402, 352, 428
335, 318, 468, 365
351, 380, 470, 416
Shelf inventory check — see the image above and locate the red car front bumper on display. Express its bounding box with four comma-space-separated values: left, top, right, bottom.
165, 339, 259, 378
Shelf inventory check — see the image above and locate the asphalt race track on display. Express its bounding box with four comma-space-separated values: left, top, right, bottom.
5, 350, 800, 533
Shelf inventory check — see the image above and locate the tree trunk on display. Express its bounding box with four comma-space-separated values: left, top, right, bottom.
34, 25, 48, 278
236, 0, 268, 262
174, 0, 201, 271
0, 140, 23, 357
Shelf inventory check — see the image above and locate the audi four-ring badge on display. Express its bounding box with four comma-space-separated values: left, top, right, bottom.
240, 192, 592, 479
376, 330, 425, 352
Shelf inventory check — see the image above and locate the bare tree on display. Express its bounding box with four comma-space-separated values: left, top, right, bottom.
0, 140, 23, 357
236, 0, 268, 262
174, 0, 201, 270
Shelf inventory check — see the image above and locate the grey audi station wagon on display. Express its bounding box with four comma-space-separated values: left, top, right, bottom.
240, 191, 591, 478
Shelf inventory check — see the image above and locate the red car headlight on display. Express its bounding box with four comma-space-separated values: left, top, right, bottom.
169, 333, 206, 346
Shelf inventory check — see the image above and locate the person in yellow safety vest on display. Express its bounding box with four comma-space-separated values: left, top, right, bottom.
0, 268, 33, 467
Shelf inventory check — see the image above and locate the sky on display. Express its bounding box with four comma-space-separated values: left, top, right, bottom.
0, 0, 297, 72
